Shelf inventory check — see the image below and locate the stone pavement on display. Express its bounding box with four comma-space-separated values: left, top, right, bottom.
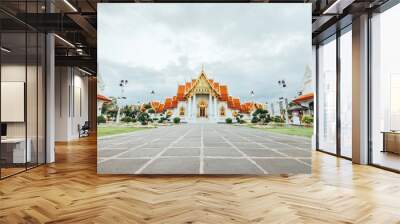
98, 124, 311, 174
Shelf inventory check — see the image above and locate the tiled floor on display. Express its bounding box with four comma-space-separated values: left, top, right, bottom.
98, 124, 312, 174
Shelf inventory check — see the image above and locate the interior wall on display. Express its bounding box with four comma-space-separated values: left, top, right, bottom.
55, 67, 89, 141
1, 65, 28, 138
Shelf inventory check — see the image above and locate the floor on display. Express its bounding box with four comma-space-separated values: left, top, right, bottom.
98, 124, 311, 174
1, 136, 400, 223
373, 150, 400, 171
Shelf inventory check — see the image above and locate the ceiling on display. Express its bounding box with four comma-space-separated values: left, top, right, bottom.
0, 0, 392, 75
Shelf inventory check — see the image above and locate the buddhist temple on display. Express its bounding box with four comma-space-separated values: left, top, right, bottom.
149, 68, 263, 123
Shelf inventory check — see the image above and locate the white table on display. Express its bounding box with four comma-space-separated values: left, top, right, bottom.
1, 138, 31, 163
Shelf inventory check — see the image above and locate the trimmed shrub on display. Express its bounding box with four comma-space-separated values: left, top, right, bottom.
236, 113, 244, 123
272, 116, 284, 123
302, 115, 314, 124
97, 115, 106, 124
158, 117, 167, 123
225, 118, 233, 124
137, 112, 150, 125
144, 104, 152, 110
173, 117, 181, 124
251, 117, 260, 123
120, 117, 133, 123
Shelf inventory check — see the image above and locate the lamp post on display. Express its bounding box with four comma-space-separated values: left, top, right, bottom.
278, 80, 289, 126
150, 90, 155, 101
250, 90, 255, 113
116, 80, 128, 123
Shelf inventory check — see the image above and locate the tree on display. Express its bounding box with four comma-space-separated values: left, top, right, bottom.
97, 115, 106, 124
107, 108, 118, 121
251, 116, 260, 123
137, 112, 150, 125
236, 113, 245, 124
101, 103, 110, 115
251, 108, 271, 124
144, 104, 151, 110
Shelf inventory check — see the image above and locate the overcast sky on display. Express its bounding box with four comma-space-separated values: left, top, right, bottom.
98, 3, 311, 104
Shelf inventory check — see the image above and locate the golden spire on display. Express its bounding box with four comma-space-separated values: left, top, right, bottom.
201, 64, 205, 73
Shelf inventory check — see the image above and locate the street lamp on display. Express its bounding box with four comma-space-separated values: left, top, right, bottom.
278, 80, 289, 126
278, 80, 286, 88
116, 80, 128, 123
250, 90, 255, 112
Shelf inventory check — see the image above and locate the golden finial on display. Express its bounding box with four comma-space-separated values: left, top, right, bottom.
201, 64, 205, 73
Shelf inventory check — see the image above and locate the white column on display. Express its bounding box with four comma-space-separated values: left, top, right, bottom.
188, 97, 192, 120
352, 14, 369, 164
208, 94, 212, 119
193, 94, 197, 119
214, 97, 218, 121
46, 32, 55, 163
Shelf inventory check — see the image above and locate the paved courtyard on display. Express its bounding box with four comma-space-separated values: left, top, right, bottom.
98, 124, 311, 175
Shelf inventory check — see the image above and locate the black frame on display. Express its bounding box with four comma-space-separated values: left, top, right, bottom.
0, 0, 48, 180
315, 0, 400, 173
367, 2, 400, 173
315, 23, 352, 161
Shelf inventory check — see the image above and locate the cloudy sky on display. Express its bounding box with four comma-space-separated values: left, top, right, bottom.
98, 3, 311, 104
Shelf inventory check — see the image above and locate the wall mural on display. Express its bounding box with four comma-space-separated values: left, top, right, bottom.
97, 3, 313, 174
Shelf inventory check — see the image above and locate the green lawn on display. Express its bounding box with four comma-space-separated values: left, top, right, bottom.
255, 127, 313, 138
97, 126, 148, 137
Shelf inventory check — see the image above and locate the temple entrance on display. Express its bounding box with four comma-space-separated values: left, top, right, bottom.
200, 107, 206, 117
198, 100, 207, 117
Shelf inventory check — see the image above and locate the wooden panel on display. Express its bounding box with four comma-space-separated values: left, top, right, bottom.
0, 136, 400, 223
385, 132, 400, 154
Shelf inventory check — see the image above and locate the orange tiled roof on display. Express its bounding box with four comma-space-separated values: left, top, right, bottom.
232, 98, 241, 110
172, 96, 178, 108
213, 82, 220, 93
97, 94, 111, 102
185, 82, 192, 93
164, 98, 173, 109
240, 102, 253, 114
177, 85, 186, 101
161, 69, 247, 109
219, 85, 229, 101
157, 104, 165, 113
293, 93, 314, 104
150, 101, 160, 111
228, 96, 233, 109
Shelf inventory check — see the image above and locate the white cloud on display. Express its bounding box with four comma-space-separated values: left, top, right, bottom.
98, 3, 312, 104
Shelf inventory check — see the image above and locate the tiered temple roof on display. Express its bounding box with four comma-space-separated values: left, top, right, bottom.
146, 70, 258, 114
97, 94, 112, 103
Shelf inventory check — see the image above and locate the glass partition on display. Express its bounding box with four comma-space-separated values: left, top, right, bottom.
27, 31, 38, 169
339, 28, 352, 158
317, 36, 337, 154
371, 4, 400, 171
38, 32, 46, 165
0, 2, 46, 179
1, 31, 28, 177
